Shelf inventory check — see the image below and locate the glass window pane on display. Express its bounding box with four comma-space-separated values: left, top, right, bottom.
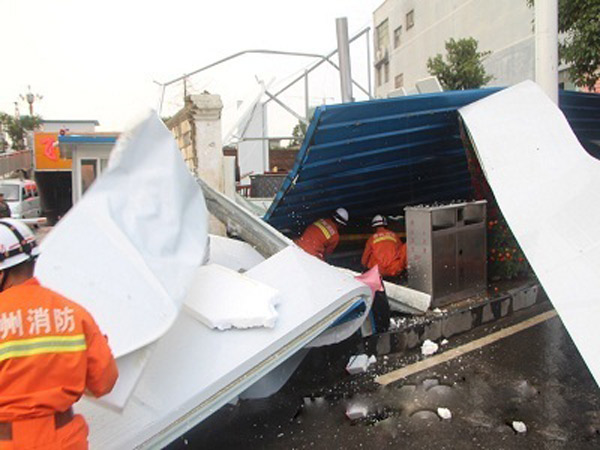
406, 10, 415, 29
376, 19, 389, 50
0, 186, 19, 201
394, 26, 402, 48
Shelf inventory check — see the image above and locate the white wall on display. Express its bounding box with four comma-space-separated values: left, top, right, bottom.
373, 0, 535, 97
41, 121, 98, 133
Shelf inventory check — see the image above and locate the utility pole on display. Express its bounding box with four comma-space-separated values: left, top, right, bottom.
535, 0, 559, 104
336, 17, 354, 103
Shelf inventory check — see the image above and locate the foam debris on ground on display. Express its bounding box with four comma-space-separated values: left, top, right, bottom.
437, 407, 452, 420
346, 354, 377, 374
512, 421, 527, 433
421, 339, 439, 356
346, 404, 369, 420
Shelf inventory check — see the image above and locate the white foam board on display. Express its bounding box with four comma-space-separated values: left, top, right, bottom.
459, 80, 600, 386
184, 264, 280, 330
35, 112, 208, 358
207, 234, 265, 272
76, 247, 371, 449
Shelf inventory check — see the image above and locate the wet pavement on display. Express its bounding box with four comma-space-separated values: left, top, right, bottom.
167, 304, 600, 449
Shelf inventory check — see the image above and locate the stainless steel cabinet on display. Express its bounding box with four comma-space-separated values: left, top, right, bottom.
405, 201, 487, 307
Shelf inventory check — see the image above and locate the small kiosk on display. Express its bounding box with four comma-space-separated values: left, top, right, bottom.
57, 134, 118, 204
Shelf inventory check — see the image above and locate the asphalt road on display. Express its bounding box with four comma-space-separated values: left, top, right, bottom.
169, 305, 600, 449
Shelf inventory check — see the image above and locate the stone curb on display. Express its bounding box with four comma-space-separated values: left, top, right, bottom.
366, 281, 545, 355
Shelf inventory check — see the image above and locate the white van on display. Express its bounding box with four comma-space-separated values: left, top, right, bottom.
0, 179, 42, 219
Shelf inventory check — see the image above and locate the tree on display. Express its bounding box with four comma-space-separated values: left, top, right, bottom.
426, 37, 493, 90
0, 113, 42, 151
527, 0, 600, 90
290, 119, 307, 147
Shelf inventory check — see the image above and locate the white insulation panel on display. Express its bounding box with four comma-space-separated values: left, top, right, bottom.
35, 112, 209, 358
77, 247, 371, 449
459, 81, 600, 386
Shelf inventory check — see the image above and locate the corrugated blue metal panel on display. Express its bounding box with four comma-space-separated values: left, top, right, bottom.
559, 90, 600, 159
264, 89, 600, 235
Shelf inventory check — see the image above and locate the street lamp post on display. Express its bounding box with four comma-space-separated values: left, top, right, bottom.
19, 85, 43, 116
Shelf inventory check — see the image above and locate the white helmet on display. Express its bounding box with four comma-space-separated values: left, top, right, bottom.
371, 214, 387, 228
333, 208, 349, 226
0, 219, 40, 271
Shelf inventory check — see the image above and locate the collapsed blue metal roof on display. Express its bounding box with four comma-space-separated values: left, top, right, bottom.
264, 89, 600, 235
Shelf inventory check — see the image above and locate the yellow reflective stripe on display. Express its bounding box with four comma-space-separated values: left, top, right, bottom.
0, 334, 87, 362
373, 235, 398, 245
314, 220, 332, 240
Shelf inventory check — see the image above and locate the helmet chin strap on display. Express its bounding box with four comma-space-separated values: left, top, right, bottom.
0, 221, 36, 264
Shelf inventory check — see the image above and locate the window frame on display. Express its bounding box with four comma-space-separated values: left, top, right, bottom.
395, 73, 404, 89
376, 19, 389, 51
406, 10, 415, 30
394, 26, 402, 48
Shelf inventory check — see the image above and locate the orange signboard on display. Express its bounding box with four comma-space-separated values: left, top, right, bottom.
34, 132, 72, 170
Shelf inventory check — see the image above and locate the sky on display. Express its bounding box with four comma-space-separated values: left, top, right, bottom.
1, 0, 382, 138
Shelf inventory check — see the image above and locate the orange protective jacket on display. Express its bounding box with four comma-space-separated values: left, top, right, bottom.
0, 278, 118, 449
295, 218, 340, 260
361, 227, 407, 277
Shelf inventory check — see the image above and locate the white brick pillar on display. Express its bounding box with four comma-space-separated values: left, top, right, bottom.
190, 93, 226, 235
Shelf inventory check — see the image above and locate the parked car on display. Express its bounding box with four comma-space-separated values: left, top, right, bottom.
0, 179, 42, 219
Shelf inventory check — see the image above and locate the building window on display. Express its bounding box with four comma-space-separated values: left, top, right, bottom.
394, 26, 402, 48
384, 62, 390, 84
376, 19, 389, 51
406, 10, 415, 30
395, 73, 404, 89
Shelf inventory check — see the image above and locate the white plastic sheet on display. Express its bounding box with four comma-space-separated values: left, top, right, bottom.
459, 81, 600, 385
35, 112, 209, 357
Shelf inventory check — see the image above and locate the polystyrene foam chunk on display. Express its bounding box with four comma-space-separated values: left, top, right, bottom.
207, 234, 264, 272
184, 264, 281, 330
346, 354, 369, 374
346, 404, 368, 420
421, 339, 439, 356
437, 407, 452, 420
512, 421, 527, 433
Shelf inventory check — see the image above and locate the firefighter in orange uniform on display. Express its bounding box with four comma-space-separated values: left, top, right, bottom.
0, 219, 118, 449
362, 215, 407, 277
295, 208, 349, 260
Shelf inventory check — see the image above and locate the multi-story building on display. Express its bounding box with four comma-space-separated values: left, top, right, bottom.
373, 0, 572, 98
